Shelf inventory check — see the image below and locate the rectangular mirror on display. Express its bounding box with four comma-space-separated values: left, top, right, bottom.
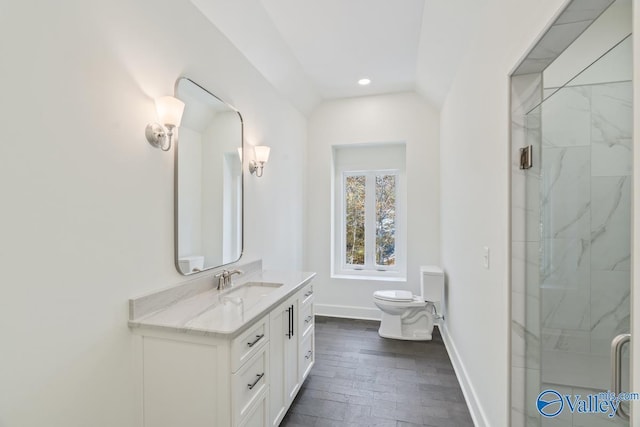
175, 78, 243, 275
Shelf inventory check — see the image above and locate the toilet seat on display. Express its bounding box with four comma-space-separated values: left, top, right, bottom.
373, 290, 414, 302
373, 291, 426, 309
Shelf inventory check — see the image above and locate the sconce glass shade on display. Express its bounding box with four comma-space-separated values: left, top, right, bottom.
249, 145, 271, 177
146, 96, 185, 151
155, 96, 185, 127
254, 146, 271, 163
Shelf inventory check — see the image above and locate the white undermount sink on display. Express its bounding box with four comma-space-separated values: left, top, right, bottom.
220, 281, 284, 310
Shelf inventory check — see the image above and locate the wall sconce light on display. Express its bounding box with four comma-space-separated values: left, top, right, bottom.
145, 96, 185, 151
249, 146, 271, 177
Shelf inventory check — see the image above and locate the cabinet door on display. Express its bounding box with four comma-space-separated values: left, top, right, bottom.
284, 299, 299, 402
268, 296, 300, 426
269, 299, 288, 426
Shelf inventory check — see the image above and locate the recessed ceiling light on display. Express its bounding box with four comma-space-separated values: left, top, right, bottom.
358, 78, 371, 86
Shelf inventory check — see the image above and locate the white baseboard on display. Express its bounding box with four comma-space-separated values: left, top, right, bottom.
440, 324, 490, 427
314, 304, 381, 321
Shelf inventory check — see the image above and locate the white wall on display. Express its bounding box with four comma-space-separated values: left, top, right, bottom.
0, 1, 305, 426
436, 0, 569, 425
305, 92, 440, 319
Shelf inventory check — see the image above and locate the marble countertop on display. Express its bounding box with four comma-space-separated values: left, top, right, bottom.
129, 269, 316, 339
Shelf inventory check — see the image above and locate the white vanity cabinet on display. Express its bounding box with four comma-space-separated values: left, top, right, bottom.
269, 281, 314, 426
138, 315, 270, 427
132, 274, 315, 427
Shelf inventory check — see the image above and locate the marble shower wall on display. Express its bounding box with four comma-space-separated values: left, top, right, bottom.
540, 81, 631, 378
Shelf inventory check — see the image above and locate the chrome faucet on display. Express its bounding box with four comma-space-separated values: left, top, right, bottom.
227, 269, 242, 283
215, 269, 243, 290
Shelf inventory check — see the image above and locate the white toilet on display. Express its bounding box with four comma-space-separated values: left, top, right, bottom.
373, 265, 444, 340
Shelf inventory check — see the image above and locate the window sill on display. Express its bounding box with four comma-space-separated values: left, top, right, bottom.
331, 273, 407, 282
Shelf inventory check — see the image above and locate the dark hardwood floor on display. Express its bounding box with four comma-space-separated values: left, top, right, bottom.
280, 316, 474, 427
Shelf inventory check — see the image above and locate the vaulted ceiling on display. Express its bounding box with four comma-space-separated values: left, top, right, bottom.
191, 0, 488, 115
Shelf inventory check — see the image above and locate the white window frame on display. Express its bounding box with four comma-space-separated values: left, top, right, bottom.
334, 168, 406, 280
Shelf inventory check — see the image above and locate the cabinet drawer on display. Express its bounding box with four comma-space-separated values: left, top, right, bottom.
299, 328, 314, 381
239, 390, 268, 427
299, 282, 314, 306
232, 316, 269, 372
233, 345, 269, 424
299, 301, 314, 337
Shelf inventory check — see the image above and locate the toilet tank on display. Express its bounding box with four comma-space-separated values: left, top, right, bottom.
420, 265, 444, 303
178, 256, 204, 274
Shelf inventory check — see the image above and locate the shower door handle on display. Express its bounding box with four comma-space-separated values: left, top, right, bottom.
611, 333, 631, 420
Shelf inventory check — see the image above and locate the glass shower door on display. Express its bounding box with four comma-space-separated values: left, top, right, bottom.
531, 36, 632, 426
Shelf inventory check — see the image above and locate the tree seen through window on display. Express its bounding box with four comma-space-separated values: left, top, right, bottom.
344, 172, 396, 268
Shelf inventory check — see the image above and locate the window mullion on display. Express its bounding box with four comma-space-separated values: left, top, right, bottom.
341, 172, 347, 269
364, 172, 376, 269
